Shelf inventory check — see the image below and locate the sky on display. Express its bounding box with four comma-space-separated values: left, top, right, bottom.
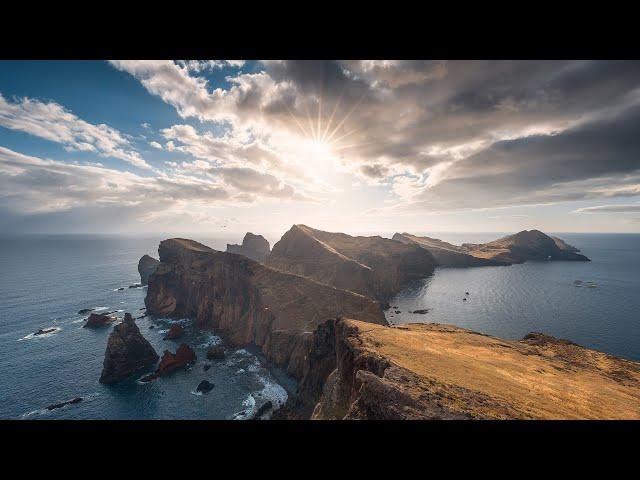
1, 60, 639, 237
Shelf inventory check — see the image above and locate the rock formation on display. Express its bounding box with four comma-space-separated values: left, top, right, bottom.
294, 318, 640, 419
154, 343, 197, 376
145, 238, 386, 378
393, 233, 507, 267
266, 225, 436, 302
138, 254, 160, 285
99, 313, 159, 384
226, 232, 271, 263
163, 324, 184, 340
394, 229, 590, 266
84, 313, 116, 328
462, 230, 590, 263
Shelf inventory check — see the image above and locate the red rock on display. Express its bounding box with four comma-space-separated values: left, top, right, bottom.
155, 343, 196, 376
164, 324, 184, 340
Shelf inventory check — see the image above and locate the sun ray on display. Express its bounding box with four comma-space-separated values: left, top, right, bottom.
324, 91, 367, 144
283, 101, 311, 139
320, 89, 345, 143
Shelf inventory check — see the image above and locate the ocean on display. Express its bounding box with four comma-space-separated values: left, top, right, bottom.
0, 233, 638, 419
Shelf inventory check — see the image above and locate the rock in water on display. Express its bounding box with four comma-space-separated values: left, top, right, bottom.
154, 343, 196, 377
226, 232, 271, 263
78, 308, 93, 314
164, 324, 184, 340
84, 313, 116, 328
254, 400, 273, 419
99, 313, 159, 384
196, 380, 215, 393
206, 345, 225, 360
46, 397, 83, 411
138, 254, 160, 286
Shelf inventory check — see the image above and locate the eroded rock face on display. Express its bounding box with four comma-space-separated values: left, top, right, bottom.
226, 232, 270, 263
138, 254, 160, 285
145, 238, 386, 379
297, 319, 640, 420
99, 313, 159, 384
266, 225, 436, 302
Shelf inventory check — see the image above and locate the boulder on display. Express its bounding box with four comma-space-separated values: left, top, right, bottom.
164, 324, 184, 340
84, 313, 116, 329
206, 345, 225, 360
99, 313, 159, 384
155, 343, 197, 377
196, 380, 215, 393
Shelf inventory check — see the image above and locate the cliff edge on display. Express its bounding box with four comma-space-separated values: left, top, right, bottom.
144, 238, 386, 378
298, 319, 640, 419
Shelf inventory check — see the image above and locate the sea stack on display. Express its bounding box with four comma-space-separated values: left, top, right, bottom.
138, 254, 160, 285
226, 232, 271, 263
99, 313, 159, 384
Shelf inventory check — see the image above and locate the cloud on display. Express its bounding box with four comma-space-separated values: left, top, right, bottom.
574, 204, 640, 214
110, 60, 640, 214
0, 93, 150, 169
149, 141, 163, 149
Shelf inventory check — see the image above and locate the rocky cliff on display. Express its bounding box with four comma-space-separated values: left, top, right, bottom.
296, 318, 640, 419
393, 233, 507, 267
226, 232, 271, 263
463, 229, 590, 263
145, 238, 386, 378
266, 225, 436, 302
394, 229, 589, 266
99, 313, 159, 384
138, 254, 160, 285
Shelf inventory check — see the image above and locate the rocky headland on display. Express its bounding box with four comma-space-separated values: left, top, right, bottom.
393, 229, 589, 267
138, 254, 160, 285
226, 232, 271, 263
99, 313, 159, 384
145, 237, 386, 378
266, 224, 436, 302
294, 318, 640, 419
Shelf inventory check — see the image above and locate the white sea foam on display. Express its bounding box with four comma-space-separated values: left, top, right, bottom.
94, 306, 108, 311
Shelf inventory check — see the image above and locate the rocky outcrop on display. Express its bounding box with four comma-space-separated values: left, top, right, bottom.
163, 324, 184, 340
394, 229, 590, 266
392, 233, 507, 267
266, 225, 436, 302
154, 343, 196, 376
463, 230, 590, 264
138, 254, 160, 285
84, 313, 116, 329
99, 313, 159, 384
296, 318, 640, 420
145, 238, 386, 379
226, 232, 271, 263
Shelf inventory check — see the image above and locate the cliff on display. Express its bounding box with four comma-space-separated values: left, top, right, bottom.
226, 232, 271, 263
394, 229, 589, 266
392, 233, 506, 267
298, 319, 640, 419
138, 254, 160, 285
463, 230, 590, 263
266, 225, 436, 301
145, 238, 386, 378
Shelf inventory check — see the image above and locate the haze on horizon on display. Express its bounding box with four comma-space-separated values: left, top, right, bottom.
1, 60, 640, 236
